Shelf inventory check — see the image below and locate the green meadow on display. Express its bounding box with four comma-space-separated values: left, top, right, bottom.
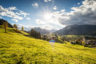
0, 28, 96, 64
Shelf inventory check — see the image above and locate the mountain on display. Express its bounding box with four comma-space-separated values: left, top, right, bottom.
33, 27, 50, 34
55, 25, 96, 35
0, 19, 13, 28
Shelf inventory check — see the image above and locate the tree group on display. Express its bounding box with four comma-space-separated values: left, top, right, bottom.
30, 29, 41, 39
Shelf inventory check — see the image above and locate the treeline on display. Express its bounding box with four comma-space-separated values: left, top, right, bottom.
30, 29, 41, 39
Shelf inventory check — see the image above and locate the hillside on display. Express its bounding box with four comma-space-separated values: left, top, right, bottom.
55, 25, 96, 35
0, 19, 13, 28
0, 28, 96, 64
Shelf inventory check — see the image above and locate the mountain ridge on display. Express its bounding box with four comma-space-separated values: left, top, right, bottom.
55, 25, 96, 35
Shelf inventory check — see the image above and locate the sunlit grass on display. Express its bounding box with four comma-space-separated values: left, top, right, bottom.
0, 28, 96, 64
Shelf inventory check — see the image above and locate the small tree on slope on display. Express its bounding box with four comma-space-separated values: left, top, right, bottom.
21, 26, 24, 31
3, 22, 8, 33
13, 24, 18, 30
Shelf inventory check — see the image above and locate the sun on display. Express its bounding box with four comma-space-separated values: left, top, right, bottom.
43, 12, 52, 20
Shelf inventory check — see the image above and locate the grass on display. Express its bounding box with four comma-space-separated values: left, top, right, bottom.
0, 27, 96, 64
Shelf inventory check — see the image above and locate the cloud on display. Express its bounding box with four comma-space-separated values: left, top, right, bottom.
12, 19, 18, 22
18, 11, 29, 17
36, 19, 45, 25
17, 24, 35, 31
59, 0, 96, 25
36, 24, 55, 30
77, 2, 80, 5
35, 19, 53, 30
41, 24, 54, 30
8, 7, 17, 10
26, 17, 31, 20
53, 6, 57, 10
32, 3, 39, 8
44, 0, 52, 2
0, 5, 29, 22
60, 9, 65, 13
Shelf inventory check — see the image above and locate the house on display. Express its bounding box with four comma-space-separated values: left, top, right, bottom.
83, 36, 96, 47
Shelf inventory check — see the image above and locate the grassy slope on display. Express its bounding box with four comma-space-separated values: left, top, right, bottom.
0, 28, 96, 64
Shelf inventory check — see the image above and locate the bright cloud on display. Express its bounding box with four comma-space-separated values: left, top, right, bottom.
44, 0, 52, 2
53, 6, 57, 10
17, 24, 35, 31
41, 24, 54, 30
0, 5, 29, 22
61, 9, 65, 13
8, 7, 17, 10
12, 19, 18, 22
26, 17, 31, 20
19, 11, 29, 17
36, 19, 45, 25
32, 3, 39, 8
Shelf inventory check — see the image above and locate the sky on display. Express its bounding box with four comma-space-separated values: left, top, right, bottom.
0, 0, 96, 31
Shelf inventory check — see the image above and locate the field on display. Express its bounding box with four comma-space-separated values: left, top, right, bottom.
0, 28, 96, 64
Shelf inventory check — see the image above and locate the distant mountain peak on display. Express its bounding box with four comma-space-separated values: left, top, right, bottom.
33, 27, 50, 34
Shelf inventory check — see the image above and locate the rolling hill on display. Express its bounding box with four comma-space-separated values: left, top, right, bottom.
55, 25, 96, 35
0, 27, 96, 64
